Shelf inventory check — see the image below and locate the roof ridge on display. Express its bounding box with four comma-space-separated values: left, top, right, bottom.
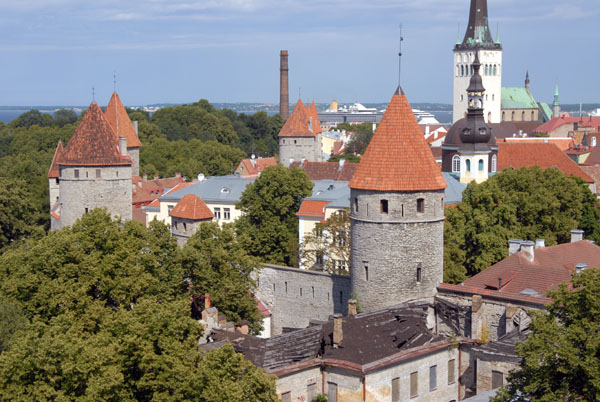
105, 92, 141, 148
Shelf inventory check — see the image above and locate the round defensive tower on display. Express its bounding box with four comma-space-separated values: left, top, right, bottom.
349, 87, 447, 312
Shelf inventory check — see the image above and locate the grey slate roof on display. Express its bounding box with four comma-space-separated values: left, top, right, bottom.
306, 180, 350, 209
159, 175, 255, 204
442, 173, 467, 205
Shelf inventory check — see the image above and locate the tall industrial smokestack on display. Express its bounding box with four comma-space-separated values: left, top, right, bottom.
280, 50, 289, 121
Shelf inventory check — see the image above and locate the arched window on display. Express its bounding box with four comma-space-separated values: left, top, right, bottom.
502, 111, 506, 121
478, 159, 484, 171
491, 155, 497, 173
461, 65, 464, 76
452, 155, 460, 173
466, 159, 471, 172
457, 65, 460, 76
470, 65, 474, 75
485, 65, 489, 75
511, 111, 515, 120
522, 111, 525, 121
493, 65, 497, 75
531, 111, 535, 120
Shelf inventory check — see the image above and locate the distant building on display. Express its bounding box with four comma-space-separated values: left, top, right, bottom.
501, 72, 549, 123
104, 92, 142, 176
278, 100, 323, 167
169, 194, 214, 246
234, 156, 277, 178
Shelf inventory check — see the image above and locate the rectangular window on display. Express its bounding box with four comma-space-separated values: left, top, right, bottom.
354, 197, 358, 212
336, 260, 346, 272
417, 198, 425, 213
214, 208, 221, 219
183, 222, 187, 231
328, 382, 337, 402
380, 199, 388, 214
84, 207, 88, 214
96, 169, 101, 178
448, 359, 456, 384
336, 231, 346, 247
492, 371, 503, 389
307, 383, 317, 401
429, 365, 437, 391
74, 169, 79, 178
224, 208, 231, 220
168, 205, 174, 213
281, 391, 291, 402
410, 371, 418, 398
392, 377, 400, 402
401, 204, 404, 217
86, 171, 88, 178
417, 263, 422, 283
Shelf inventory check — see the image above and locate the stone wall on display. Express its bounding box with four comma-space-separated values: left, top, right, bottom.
279, 135, 322, 167
350, 189, 445, 312
58, 165, 132, 228
127, 147, 140, 177
171, 217, 202, 247
49, 177, 60, 208
476, 358, 518, 394
254, 264, 351, 335
276, 366, 322, 402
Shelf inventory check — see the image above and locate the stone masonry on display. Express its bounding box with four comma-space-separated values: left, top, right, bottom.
279, 134, 323, 167
350, 189, 445, 312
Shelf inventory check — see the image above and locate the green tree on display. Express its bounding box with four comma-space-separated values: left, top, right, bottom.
237, 165, 313, 266
0, 177, 44, 251
493, 269, 600, 402
444, 167, 600, 280
53, 109, 78, 127
179, 222, 264, 334
328, 153, 360, 163
10, 109, 54, 129
0, 298, 26, 353
336, 122, 373, 155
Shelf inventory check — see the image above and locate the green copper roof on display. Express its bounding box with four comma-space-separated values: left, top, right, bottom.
501, 87, 538, 109
539, 102, 552, 121
553, 84, 560, 107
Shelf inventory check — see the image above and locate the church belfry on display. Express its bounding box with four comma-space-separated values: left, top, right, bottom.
453, 0, 502, 124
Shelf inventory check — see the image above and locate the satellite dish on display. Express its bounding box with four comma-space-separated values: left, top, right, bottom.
197, 173, 205, 181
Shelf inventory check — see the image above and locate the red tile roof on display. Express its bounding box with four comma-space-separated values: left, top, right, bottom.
462, 240, 600, 300
47, 140, 64, 178
235, 157, 278, 178
535, 116, 600, 134
169, 194, 214, 220
308, 102, 322, 135
290, 160, 359, 181
59, 102, 132, 166
500, 137, 574, 151
296, 200, 331, 219
132, 206, 146, 224
104, 92, 142, 148
497, 142, 594, 183
278, 100, 318, 138
580, 166, 600, 188
349, 91, 447, 191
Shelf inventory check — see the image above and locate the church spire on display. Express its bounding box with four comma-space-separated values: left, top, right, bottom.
553, 83, 561, 118
525, 71, 530, 90
457, 0, 499, 50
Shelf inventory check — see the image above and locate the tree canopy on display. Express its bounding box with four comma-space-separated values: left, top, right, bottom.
493, 268, 600, 402
0, 211, 276, 400
236, 165, 313, 267
444, 167, 600, 282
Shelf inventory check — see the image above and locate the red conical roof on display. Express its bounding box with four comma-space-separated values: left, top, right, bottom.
169, 194, 214, 220
278, 100, 317, 138
105, 92, 141, 148
48, 140, 64, 178
59, 102, 132, 166
349, 90, 446, 191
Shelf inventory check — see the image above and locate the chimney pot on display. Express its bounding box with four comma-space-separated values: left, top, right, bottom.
348, 299, 357, 316
571, 229, 584, 243
153, 174, 159, 180
333, 313, 343, 348
508, 239, 522, 255
119, 137, 127, 156
520, 241, 535, 262
204, 293, 211, 310
535, 239, 545, 249
175, 172, 181, 178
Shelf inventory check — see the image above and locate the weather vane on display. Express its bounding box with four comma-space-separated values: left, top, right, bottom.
92, 87, 95, 102
398, 24, 404, 88
113, 71, 117, 92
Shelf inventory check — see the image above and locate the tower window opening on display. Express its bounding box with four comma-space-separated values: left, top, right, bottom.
74, 169, 79, 178
493, 65, 497, 75
96, 169, 101, 178
300, 288, 303, 297
417, 198, 424, 213
116, 171, 119, 177
417, 263, 422, 283
466, 160, 471, 172
491, 155, 497, 173
339, 291, 343, 304
85, 207, 89, 214
380, 199, 388, 214
452, 155, 460, 173
86, 171, 89, 178
354, 197, 358, 213
312, 286, 315, 298
531, 111, 535, 121
478, 159, 484, 171
365, 265, 369, 281
401, 204, 404, 217
285, 281, 288, 294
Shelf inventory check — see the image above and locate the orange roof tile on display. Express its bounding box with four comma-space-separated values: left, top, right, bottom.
501, 137, 574, 151
104, 92, 141, 148
132, 206, 146, 224
290, 160, 359, 181
169, 194, 214, 220
308, 102, 322, 135
278, 100, 317, 138
349, 90, 447, 191
296, 200, 331, 219
47, 140, 64, 178
235, 157, 278, 178
497, 142, 594, 183
59, 102, 132, 167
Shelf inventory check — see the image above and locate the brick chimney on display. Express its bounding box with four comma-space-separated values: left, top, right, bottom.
348, 299, 357, 316
333, 313, 343, 348
204, 293, 211, 310
280, 50, 289, 121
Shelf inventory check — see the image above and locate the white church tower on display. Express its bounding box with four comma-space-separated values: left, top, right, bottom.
453, 0, 502, 124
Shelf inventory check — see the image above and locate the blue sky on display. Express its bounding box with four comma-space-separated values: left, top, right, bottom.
0, 0, 598, 106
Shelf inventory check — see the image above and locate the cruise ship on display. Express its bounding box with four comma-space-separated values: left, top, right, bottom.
319, 101, 439, 125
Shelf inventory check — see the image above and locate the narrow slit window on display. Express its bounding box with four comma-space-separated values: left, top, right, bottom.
96, 169, 101, 178
354, 197, 358, 213
74, 169, 79, 178
380, 199, 388, 214
365, 265, 369, 281
417, 263, 422, 283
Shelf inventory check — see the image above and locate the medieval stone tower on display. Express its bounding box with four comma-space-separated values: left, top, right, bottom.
104, 92, 141, 176
278, 99, 323, 167
50, 102, 132, 230
349, 88, 447, 312
453, 0, 502, 124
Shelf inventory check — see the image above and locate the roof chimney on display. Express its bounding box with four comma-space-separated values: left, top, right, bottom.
132, 121, 139, 137
535, 239, 545, 249
119, 137, 127, 157
571, 229, 584, 243
348, 299, 357, 316
508, 239, 522, 255
175, 172, 181, 178
333, 313, 343, 348
204, 293, 211, 310
576, 263, 587, 274
520, 241, 535, 262
338, 159, 345, 171
143, 173, 148, 181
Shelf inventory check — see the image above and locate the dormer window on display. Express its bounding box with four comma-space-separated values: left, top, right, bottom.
479, 128, 487, 135
462, 128, 471, 136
